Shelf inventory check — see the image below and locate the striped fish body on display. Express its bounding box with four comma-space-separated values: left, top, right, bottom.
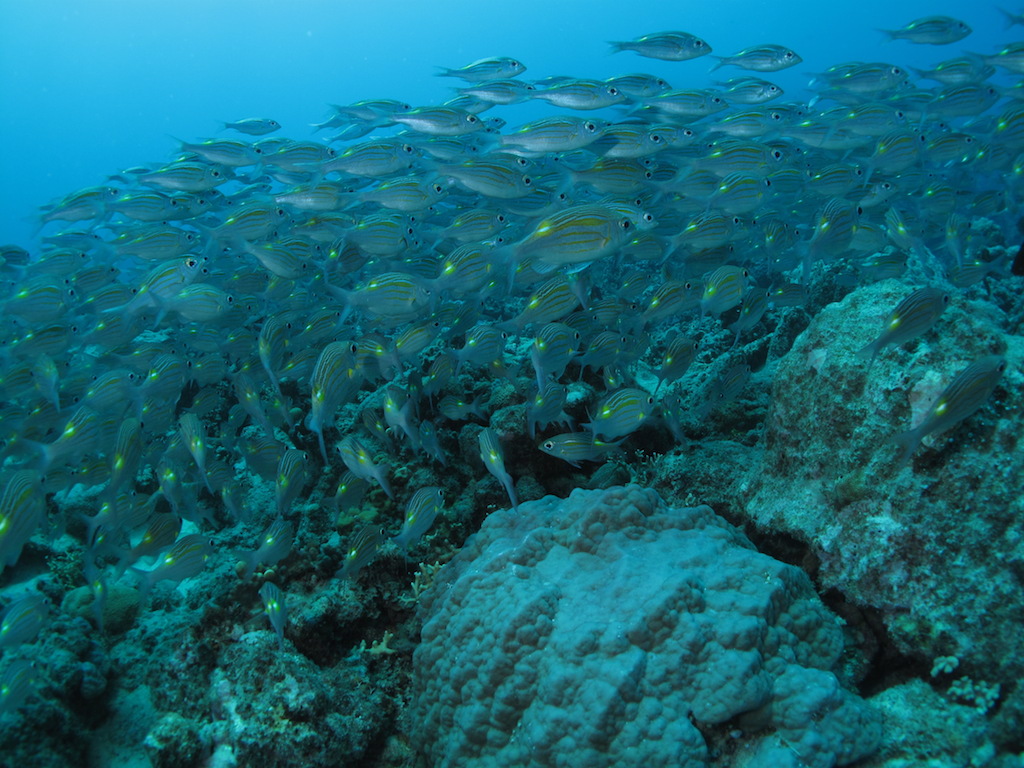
514, 205, 633, 268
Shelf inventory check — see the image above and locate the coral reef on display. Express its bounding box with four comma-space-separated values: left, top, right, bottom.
410, 485, 881, 767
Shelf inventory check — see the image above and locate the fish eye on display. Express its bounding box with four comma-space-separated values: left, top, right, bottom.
585, 122, 597, 132
434, 184, 444, 193
785, 51, 794, 58
496, 214, 506, 223
695, 40, 705, 47
642, 212, 654, 223
402, 144, 415, 154
619, 218, 632, 230
772, 150, 783, 159
186, 233, 195, 241
650, 133, 662, 143
543, 440, 554, 450
856, 206, 864, 215
212, 170, 222, 177
467, 115, 478, 123
515, 157, 529, 166
186, 258, 198, 267
712, 97, 723, 104
511, 61, 521, 68
522, 176, 533, 186
608, 87, 619, 96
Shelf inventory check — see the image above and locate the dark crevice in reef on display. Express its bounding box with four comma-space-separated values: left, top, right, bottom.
742, 523, 818, 576
741, 522, 906, 694
822, 586, 920, 696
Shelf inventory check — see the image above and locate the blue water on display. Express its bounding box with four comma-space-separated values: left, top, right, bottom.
0, 0, 1009, 247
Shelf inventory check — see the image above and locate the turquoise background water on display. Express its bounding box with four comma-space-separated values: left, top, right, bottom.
0, 0, 1008, 248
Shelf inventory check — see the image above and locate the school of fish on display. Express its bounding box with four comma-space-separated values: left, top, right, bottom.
0, 14, 1018, 712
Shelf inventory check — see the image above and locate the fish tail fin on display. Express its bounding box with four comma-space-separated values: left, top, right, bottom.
316, 428, 329, 465
795, 240, 814, 285
434, 67, 455, 78
998, 7, 1019, 29
19, 439, 53, 477
167, 135, 189, 153
377, 470, 394, 501
128, 567, 153, 603
855, 339, 881, 367
502, 475, 519, 512
862, 158, 878, 185
239, 550, 258, 580
323, 281, 355, 326
110, 554, 132, 582
876, 28, 897, 42
607, 41, 627, 54
709, 57, 727, 72
890, 426, 924, 465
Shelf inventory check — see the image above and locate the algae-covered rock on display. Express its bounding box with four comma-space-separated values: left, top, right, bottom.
742, 280, 1024, 697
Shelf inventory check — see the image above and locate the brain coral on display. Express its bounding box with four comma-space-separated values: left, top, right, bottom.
410, 485, 880, 768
